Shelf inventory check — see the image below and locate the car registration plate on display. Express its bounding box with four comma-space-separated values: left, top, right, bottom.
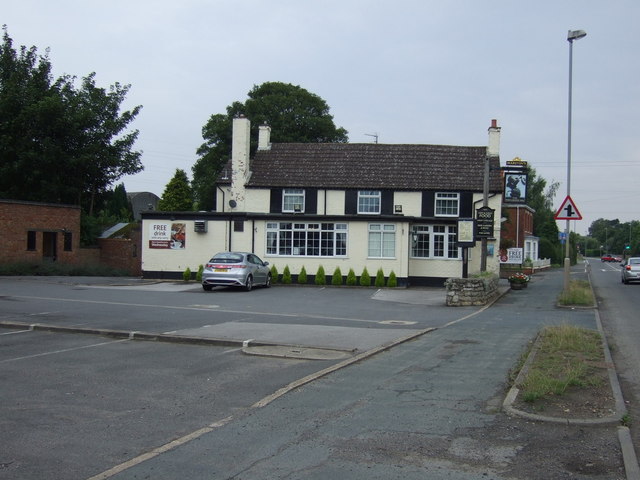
215, 268, 228, 272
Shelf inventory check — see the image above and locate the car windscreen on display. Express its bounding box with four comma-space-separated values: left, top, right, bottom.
630, 259, 640, 265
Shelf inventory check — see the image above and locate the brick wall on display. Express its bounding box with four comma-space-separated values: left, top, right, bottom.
98, 235, 142, 276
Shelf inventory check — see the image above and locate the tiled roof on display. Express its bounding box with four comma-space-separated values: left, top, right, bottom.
245, 143, 502, 191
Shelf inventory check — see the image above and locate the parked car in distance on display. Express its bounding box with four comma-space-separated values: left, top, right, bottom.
621, 257, 640, 284
601, 253, 622, 262
202, 252, 271, 291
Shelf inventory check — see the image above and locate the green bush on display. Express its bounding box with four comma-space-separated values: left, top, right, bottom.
270, 265, 279, 283
346, 268, 357, 286
196, 264, 204, 282
331, 267, 343, 286
360, 267, 371, 287
282, 265, 292, 284
375, 268, 385, 287
298, 266, 308, 284
183, 267, 192, 282
315, 265, 326, 285
387, 271, 397, 287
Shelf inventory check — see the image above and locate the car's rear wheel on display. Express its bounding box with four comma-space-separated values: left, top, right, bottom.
203, 284, 213, 291
244, 275, 253, 291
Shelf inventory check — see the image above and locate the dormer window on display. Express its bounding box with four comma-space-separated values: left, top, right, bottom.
435, 192, 460, 217
282, 189, 305, 213
358, 190, 381, 214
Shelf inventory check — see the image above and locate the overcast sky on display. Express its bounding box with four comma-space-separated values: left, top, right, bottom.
5, 1, 639, 234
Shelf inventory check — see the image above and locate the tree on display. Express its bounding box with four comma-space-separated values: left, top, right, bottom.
192, 82, 348, 210
158, 169, 194, 211
525, 167, 560, 242
103, 183, 133, 221
587, 218, 639, 255
0, 27, 142, 213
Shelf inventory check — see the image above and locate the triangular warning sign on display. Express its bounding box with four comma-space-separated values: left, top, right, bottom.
554, 195, 582, 220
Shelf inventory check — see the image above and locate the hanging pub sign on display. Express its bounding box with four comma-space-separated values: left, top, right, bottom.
475, 206, 495, 238
503, 157, 528, 204
503, 172, 528, 204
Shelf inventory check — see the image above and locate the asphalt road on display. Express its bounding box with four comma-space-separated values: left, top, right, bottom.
0, 270, 634, 479
0, 276, 484, 480
588, 257, 640, 449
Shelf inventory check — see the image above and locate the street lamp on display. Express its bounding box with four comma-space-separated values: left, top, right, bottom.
563, 29, 587, 293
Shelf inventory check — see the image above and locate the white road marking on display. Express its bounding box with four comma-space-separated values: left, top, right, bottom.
0, 339, 129, 363
9, 295, 388, 325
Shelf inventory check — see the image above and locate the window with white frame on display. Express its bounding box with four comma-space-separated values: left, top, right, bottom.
282, 189, 305, 212
368, 223, 396, 258
266, 222, 347, 257
435, 192, 460, 217
411, 224, 460, 259
358, 190, 381, 214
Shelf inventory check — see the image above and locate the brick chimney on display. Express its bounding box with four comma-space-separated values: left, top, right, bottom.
258, 123, 271, 151
487, 119, 501, 158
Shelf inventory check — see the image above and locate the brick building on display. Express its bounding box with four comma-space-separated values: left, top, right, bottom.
501, 205, 539, 261
0, 199, 82, 265
0, 199, 142, 275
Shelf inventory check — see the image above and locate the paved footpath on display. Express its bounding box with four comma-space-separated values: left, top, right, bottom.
96, 267, 635, 480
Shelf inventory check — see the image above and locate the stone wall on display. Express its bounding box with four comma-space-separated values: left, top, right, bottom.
444, 276, 499, 306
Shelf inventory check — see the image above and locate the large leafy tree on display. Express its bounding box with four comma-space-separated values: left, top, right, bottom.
158, 169, 194, 211
0, 27, 142, 213
192, 82, 348, 210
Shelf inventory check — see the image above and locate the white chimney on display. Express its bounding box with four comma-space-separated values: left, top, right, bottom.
258, 123, 271, 151
487, 119, 501, 157
230, 115, 251, 210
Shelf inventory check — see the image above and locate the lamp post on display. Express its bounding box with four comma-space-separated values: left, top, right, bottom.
563, 29, 587, 293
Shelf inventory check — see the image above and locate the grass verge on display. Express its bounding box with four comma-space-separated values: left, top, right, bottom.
558, 279, 594, 306
520, 325, 604, 403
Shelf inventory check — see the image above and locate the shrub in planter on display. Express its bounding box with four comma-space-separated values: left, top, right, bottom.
315, 265, 327, 285
346, 268, 357, 286
375, 268, 385, 287
183, 267, 192, 282
270, 265, 279, 284
332, 267, 343, 286
196, 264, 204, 282
298, 266, 308, 284
282, 265, 292, 284
387, 271, 397, 288
360, 267, 371, 287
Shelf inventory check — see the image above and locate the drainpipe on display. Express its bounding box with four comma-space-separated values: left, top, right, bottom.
216, 186, 226, 212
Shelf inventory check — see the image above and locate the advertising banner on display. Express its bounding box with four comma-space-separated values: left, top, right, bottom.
499, 248, 524, 264
149, 222, 186, 249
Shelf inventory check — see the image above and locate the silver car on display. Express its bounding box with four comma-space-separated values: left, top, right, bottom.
202, 252, 271, 291
621, 257, 640, 284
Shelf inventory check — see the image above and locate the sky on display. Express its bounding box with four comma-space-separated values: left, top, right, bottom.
4, 0, 639, 235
